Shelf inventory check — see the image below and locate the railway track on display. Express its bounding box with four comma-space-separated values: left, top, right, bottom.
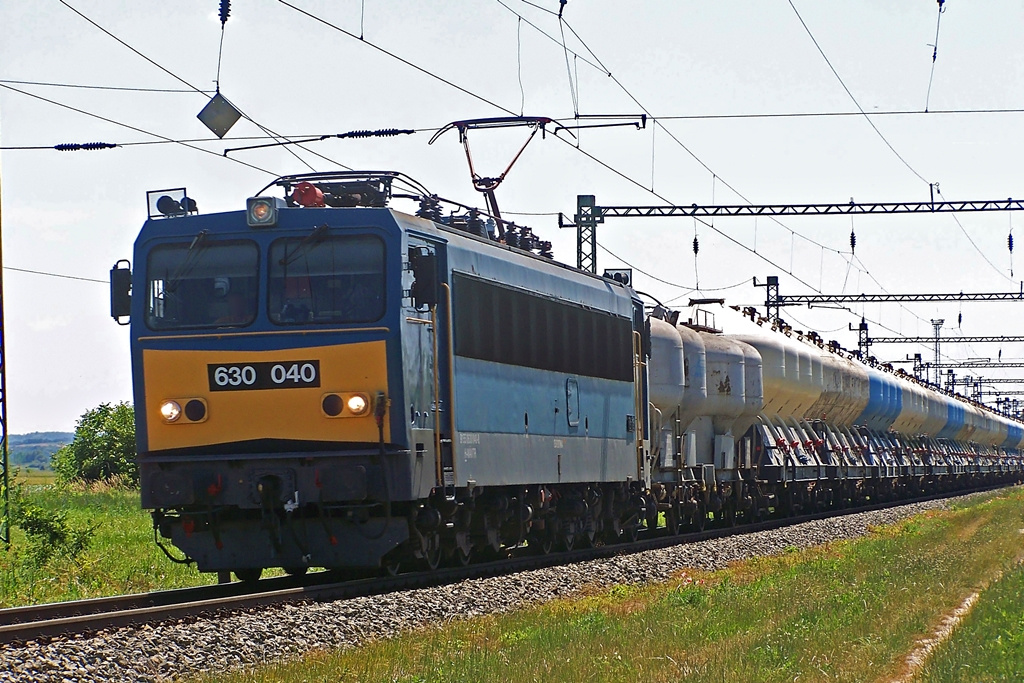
0, 484, 1009, 646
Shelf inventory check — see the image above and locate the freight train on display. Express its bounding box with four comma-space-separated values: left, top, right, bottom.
110, 171, 1023, 580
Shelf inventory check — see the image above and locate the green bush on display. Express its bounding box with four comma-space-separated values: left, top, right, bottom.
52, 402, 137, 485
15, 501, 94, 566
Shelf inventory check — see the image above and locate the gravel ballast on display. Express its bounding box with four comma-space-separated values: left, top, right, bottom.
0, 494, 987, 682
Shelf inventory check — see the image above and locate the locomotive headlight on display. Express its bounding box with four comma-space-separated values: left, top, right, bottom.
160, 400, 182, 422
246, 196, 283, 227
346, 394, 368, 415
321, 392, 372, 418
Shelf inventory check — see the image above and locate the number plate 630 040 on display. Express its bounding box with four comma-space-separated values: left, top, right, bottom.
207, 360, 320, 391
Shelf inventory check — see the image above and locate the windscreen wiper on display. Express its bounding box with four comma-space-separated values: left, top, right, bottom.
165, 230, 209, 292
279, 223, 329, 267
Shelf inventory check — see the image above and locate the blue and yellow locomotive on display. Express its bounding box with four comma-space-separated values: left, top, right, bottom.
112, 172, 651, 578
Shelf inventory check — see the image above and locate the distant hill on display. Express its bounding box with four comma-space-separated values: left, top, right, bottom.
7, 432, 74, 470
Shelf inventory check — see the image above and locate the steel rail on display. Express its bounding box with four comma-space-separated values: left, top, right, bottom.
0, 482, 1013, 645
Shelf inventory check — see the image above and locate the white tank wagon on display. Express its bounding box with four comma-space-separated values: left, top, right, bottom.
648, 317, 685, 417
696, 331, 749, 473
644, 302, 1024, 524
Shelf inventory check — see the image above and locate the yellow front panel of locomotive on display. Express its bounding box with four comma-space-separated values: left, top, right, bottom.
142, 340, 389, 451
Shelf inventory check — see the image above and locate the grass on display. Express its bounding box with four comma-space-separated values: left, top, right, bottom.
917, 559, 1024, 681
197, 487, 1024, 683
1, 472, 215, 607
12, 469, 57, 487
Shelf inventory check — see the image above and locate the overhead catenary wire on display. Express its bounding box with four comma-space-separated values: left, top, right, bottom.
276, 0, 516, 116
0, 78, 210, 93
0, 82, 278, 175
0, 126, 445, 151
934, 188, 1015, 283
647, 108, 1024, 120
216, 1, 231, 92
516, 17, 525, 115
272, 0, 826, 290
557, 11, 579, 116
925, 0, 946, 112
555, 6, 1009, 341
270, 0, 1015, 321
786, 0, 930, 186
548, 15, 882, 303
494, 0, 605, 73
551, 134, 827, 294
4, 267, 107, 284
239, 0, 1008, 351
8, 75, 1024, 119
56, 0, 346, 173
551, 15, 861, 267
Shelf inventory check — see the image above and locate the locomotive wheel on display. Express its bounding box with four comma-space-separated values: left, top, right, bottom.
234, 568, 262, 582
421, 533, 442, 571
625, 523, 639, 543
580, 525, 597, 548
528, 530, 554, 555
383, 558, 402, 576
603, 518, 622, 544
560, 527, 576, 551
283, 566, 308, 577
454, 546, 472, 566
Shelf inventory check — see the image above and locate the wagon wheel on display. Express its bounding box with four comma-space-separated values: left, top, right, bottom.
665, 503, 681, 535
691, 499, 707, 532
234, 568, 262, 582
646, 508, 660, 534
723, 503, 737, 527
750, 496, 765, 523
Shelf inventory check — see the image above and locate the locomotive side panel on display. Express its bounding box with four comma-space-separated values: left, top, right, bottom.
445, 258, 638, 487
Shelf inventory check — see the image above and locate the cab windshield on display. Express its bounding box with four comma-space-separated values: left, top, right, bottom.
268, 234, 385, 324
145, 239, 259, 330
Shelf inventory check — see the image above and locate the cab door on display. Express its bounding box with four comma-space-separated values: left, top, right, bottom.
404, 236, 453, 495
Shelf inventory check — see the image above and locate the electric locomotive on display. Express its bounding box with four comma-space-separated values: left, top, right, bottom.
111, 172, 652, 579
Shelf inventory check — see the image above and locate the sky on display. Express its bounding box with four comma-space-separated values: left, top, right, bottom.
1, 0, 1023, 433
